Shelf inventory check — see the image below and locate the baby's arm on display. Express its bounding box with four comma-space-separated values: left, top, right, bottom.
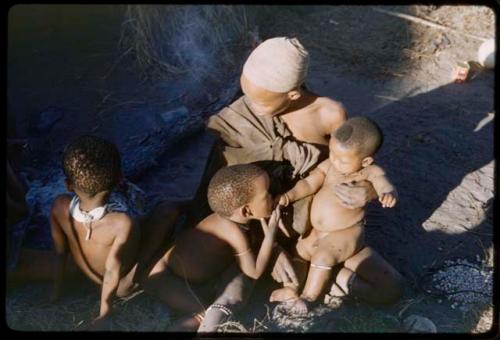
49, 199, 69, 301
366, 165, 398, 208
99, 216, 135, 318
280, 159, 330, 206
228, 206, 282, 280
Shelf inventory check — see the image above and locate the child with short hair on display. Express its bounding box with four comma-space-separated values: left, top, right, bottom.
49, 135, 179, 329
144, 164, 287, 332
272, 116, 398, 314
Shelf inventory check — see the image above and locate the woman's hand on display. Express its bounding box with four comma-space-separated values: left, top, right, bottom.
335, 180, 376, 209
271, 249, 299, 287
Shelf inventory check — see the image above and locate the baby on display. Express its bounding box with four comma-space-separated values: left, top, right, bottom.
272, 116, 398, 313
144, 164, 287, 332
49, 135, 179, 329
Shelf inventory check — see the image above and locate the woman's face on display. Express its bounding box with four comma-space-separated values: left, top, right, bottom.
240, 74, 291, 117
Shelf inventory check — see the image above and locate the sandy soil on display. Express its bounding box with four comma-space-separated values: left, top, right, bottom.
6, 5, 495, 334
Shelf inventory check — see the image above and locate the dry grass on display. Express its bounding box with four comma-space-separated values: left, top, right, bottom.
118, 5, 257, 82
6, 284, 170, 332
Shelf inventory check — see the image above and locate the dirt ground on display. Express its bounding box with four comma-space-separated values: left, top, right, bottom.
6, 5, 495, 334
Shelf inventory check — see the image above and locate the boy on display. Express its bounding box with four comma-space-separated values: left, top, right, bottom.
144, 164, 287, 332
49, 135, 179, 329
272, 117, 398, 313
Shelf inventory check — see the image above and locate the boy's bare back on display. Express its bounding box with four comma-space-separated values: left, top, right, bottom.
162, 213, 247, 283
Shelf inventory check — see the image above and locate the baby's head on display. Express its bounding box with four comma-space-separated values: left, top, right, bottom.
329, 117, 384, 175
62, 135, 122, 198
207, 164, 273, 220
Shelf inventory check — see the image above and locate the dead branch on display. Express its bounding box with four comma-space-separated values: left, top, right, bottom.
372, 7, 490, 42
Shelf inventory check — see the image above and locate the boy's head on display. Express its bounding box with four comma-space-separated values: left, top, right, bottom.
241, 37, 309, 116
329, 117, 384, 174
62, 135, 122, 197
207, 164, 273, 220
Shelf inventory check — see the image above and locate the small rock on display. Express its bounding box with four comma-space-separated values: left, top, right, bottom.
402, 315, 437, 333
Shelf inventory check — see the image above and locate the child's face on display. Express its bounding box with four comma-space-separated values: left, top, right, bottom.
247, 172, 274, 218
329, 138, 365, 175
240, 74, 292, 116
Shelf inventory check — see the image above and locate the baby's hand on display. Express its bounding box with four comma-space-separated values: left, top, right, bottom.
278, 193, 290, 207
379, 191, 398, 208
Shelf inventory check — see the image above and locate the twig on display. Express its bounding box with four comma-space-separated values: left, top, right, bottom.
397, 296, 424, 319
372, 7, 490, 42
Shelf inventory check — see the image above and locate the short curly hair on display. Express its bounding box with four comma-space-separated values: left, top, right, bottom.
333, 116, 384, 158
207, 164, 266, 217
62, 135, 121, 196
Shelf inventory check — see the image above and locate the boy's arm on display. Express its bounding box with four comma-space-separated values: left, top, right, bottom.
50, 202, 69, 301
281, 160, 330, 205
228, 207, 281, 280
366, 165, 398, 208
99, 216, 135, 318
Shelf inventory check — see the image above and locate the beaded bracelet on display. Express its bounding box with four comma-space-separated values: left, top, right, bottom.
206, 303, 233, 317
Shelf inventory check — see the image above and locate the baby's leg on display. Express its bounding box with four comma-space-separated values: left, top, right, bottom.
198, 265, 255, 333
333, 246, 404, 304
298, 223, 364, 306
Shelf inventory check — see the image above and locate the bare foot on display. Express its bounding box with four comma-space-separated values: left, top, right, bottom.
290, 298, 313, 316
270, 287, 299, 303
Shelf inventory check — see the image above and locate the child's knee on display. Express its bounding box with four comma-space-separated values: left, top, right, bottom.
213, 276, 253, 309
311, 248, 337, 267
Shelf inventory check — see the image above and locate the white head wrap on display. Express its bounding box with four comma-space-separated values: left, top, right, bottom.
242, 37, 309, 93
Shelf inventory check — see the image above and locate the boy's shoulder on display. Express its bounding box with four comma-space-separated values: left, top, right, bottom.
51, 194, 72, 215
203, 213, 238, 230
102, 211, 135, 233
202, 213, 245, 239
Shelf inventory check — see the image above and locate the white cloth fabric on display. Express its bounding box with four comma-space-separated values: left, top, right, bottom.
69, 195, 128, 240
242, 37, 309, 93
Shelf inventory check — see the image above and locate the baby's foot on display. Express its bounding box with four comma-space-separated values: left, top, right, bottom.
270, 287, 299, 303
290, 298, 313, 316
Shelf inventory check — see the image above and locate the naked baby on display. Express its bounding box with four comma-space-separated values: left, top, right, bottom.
272, 116, 398, 313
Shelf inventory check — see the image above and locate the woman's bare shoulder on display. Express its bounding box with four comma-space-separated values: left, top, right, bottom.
315, 97, 348, 131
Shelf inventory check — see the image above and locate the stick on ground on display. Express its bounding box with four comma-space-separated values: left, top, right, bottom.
372, 7, 490, 42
